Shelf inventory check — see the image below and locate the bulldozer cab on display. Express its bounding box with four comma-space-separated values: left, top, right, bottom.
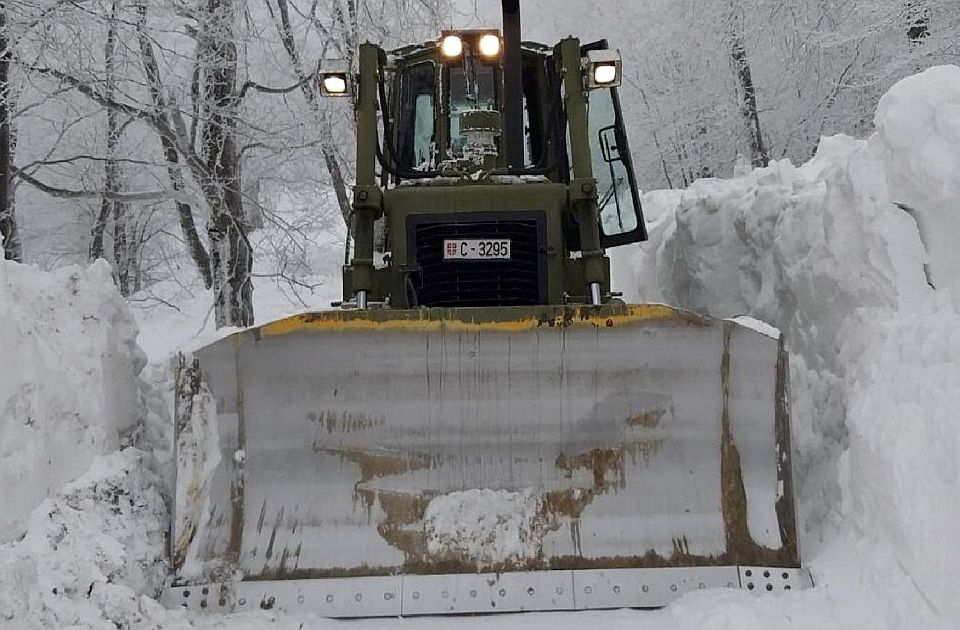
386, 36, 646, 249
329, 22, 653, 310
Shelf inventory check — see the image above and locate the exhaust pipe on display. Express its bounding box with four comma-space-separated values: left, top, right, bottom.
502, 0, 524, 169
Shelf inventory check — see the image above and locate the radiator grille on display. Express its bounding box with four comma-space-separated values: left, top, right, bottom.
411, 217, 544, 308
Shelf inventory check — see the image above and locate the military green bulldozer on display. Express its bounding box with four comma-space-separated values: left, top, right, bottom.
164, 0, 811, 618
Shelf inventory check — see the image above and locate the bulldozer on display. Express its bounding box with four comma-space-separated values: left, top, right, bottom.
163, 0, 811, 618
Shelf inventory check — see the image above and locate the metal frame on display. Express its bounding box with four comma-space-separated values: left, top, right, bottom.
163, 566, 813, 618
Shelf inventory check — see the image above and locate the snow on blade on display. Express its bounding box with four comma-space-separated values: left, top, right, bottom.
730, 316, 781, 339
423, 489, 546, 569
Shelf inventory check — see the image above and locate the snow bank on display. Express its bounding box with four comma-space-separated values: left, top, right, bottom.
871, 65, 960, 300
0, 449, 172, 630
625, 65, 960, 626
637, 134, 929, 534
839, 296, 960, 622
0, 260, 146, 543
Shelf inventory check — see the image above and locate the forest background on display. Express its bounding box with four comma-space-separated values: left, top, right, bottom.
0, 0, 955, 324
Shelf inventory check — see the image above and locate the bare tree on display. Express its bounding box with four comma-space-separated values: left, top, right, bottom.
726, 0, 768, 168
198, 0, 253, 327
89, 0, 123, 268
272, 0, 351, 225
0, 0, 19, 261
135, 0, 213, 289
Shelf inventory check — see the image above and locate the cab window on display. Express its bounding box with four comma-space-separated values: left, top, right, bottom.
447, 64, 496, 157
586, 83, 647, 246
397, 62, 436, 170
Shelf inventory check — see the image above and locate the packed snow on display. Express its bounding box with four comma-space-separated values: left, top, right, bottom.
423, 490, 546, 569
871, 65, 960, 301
4, 65, 960, 629
0, 260, 145, 543
0, 450, 169, 630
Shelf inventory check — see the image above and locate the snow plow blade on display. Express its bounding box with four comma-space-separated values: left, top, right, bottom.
166, 304, 809, 616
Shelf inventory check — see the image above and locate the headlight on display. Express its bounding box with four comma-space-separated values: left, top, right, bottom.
478, 33, 501, 58
317, 60, 352, 97
583, 49, 623, 89
441, 34, 464, 59
321, 74, 348, 95
593, 63, 618, 85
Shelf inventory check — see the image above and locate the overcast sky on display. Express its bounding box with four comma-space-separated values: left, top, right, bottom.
447, 0, 615, 46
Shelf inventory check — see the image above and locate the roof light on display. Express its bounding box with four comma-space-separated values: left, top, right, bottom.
317, 60, 352, 97
441, 34, 464, 59
593, 64, 618, 86
321, 74, 348, 96
584, 49, 623, 89
478, 33, 501, 58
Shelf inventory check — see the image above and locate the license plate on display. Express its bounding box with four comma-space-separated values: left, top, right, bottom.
443, 239, 511, 260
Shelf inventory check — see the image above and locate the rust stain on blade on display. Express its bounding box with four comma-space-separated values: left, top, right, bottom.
719, 322, 796, 568
555, 440, 664, 491
309, 434, 673, 574
625, 408, 666, 428
540, 488, 596, 521
264, 507, 285, 561
249, 563, 398, 581
773, 335, 800, 564
323, 447, 432, 483
356, 486, 434, 567
549, 549, 722, 570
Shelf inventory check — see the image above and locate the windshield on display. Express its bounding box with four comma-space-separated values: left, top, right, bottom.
447, 64, 496, 157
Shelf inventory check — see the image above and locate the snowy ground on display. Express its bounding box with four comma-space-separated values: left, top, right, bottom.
4, 66, 960, 629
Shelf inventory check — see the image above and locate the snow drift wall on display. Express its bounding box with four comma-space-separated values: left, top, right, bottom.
871, 65, 960, 301
624, 65, 960, 623
0, 260, 145, 543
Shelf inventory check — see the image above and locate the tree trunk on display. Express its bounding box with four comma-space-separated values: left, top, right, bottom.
727, 2, 768, 168
905, 1, 930, 46
167, 143, 215, 290
113, 198, 131, 294
136, 0, 213, 289
0, 0, 20, 262
274, 0, 352, 226
199, 0, 253, 328
91, 0, 125, 286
